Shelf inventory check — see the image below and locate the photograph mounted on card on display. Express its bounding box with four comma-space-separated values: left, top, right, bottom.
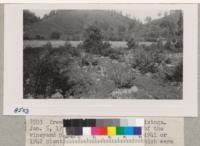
3, 4, 198, 116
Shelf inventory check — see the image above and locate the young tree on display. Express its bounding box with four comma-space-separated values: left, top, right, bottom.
83, 25, 104, 54
50, 32, 60, 40
127, 38, 137, 50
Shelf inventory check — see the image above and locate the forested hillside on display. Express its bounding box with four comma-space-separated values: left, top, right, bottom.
24, 10, 182, 42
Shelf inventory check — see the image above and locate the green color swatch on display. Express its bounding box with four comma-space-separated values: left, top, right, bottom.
116, 127, 124, 135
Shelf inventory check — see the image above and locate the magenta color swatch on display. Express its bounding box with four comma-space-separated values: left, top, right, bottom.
91, 127, 100, 135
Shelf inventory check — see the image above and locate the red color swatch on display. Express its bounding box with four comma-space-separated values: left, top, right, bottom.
99, 127, 107, 135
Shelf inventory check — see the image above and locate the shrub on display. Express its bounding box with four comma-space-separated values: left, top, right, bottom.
50, 32, 60, 40
24, 33, 31, 40
81, 53, 99, 66
164, 40, 172, 50
83, 25, 108, 55
23, 44, 74, 98
127, 38, 137, 49
35, 34, 45, 40
66, 65, 95, 98
81, 54, 92, 66
24, 57, 70, 98
82, 26, 114, 56
42, 42, 52, 49
164, 57, 172, 64
64, 41, 72, 48
70, 47, 81, 57
64, 42, 81, 57
58, 41, 81, 57
101, 47, 122, 60
68, 76, 94, 97
144, 37, 157, 42
77, 42, 84, 50
106, 63, 135, 88
173, 61, 183, 82
92, 59, 98, 66
156, 39, 164, 50
174, 39, 183, 52
164, 61, 183, 82
131, 47, 162, 73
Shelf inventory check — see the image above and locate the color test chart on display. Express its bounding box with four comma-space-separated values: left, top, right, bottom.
63, 118, 144, 144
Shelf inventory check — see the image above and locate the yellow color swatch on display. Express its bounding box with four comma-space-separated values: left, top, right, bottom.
107, 127, 116, 136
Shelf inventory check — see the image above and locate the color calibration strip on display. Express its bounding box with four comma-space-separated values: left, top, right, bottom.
63, 119, 143, 136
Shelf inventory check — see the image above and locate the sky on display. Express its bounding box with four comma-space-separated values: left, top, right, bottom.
31, 9, 170, 23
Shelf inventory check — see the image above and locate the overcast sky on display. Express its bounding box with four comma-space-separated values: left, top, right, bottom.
31, 9, 170, 23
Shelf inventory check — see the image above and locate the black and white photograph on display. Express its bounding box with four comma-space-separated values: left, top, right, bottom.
3, 4, 198, 116
23, 8, 183, 99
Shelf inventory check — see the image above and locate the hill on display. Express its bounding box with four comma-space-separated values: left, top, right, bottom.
140, 10, 183, 42
24, 10, 182, 42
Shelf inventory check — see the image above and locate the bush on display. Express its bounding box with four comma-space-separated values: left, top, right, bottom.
64, 41, 72, 48
131, 47, 162, 73
81, 54, 92, 66
173, 61, 183, 82
156, 39, 164, 50
81, 53, 99, 66
66, 65, 95, 98
101, 47, 122, 60
24, 33, 31, 40
24, 43, 97, 98
164, 61, 183, 82
144, 37, 157, 42
50, 32, 60, 40
42, 42, 52, 49
164, 40, 172, 50
64, 42, 81, 57
164, 57, 172, 64
83, 25, 111, 55
24, 57, 70, 98
82, 26, 114, 57
107, 63, 135, 88
35, 34, 45, 40
23, 44, 74, 98
174, 39, 183, 52
127, 38, 137, 49
57, 41, 81, 57
68, 76, 94, 97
